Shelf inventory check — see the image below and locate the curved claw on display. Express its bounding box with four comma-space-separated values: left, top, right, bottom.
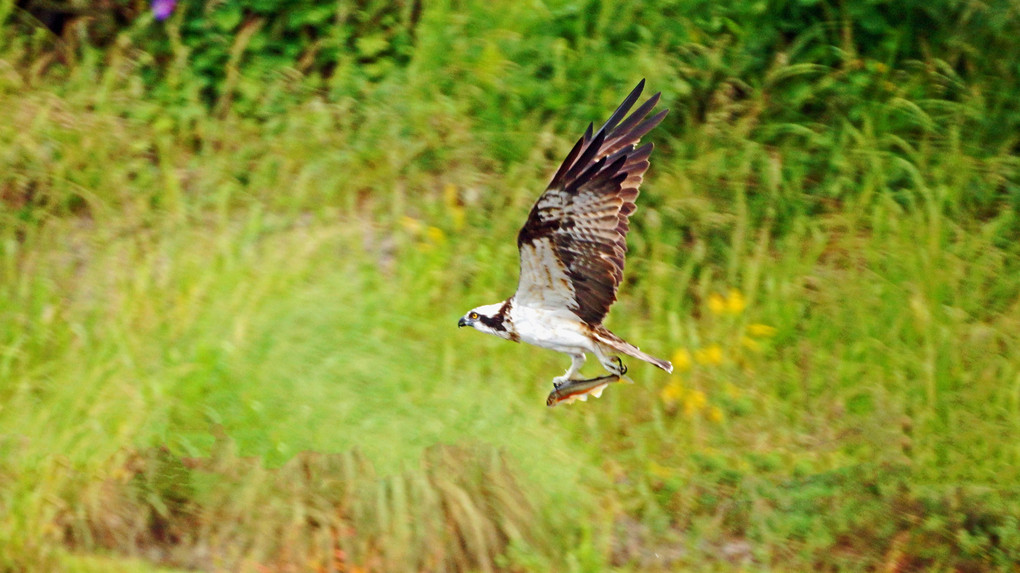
614, 356, 628, 376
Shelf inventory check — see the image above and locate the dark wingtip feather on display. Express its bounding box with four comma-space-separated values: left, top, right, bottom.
562, 129, 608, 186
598, 80, 647, 135
613, 92, 661, 134
624, 108, 670, 144
549, 134, 587, 190
520, 80, 666, 326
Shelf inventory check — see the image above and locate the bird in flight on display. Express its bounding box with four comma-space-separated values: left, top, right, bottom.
458, 80, 672, 404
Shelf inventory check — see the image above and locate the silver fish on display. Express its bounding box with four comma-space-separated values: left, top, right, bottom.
546, 374, 629, 406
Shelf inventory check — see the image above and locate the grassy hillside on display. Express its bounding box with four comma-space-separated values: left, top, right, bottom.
3, 0, 1020, 571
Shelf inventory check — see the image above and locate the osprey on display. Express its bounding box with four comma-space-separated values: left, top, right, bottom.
458, 80, 672, 403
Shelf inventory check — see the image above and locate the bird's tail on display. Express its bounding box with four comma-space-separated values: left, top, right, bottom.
621, 345, 673, 373
594, 327, 673, 373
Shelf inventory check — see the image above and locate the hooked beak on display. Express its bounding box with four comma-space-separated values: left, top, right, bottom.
458, 317, 469, 328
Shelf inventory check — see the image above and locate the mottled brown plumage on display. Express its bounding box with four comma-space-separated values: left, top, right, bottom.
516, 79, 668, 325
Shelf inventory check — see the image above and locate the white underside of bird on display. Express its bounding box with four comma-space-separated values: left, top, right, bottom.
458, 80, 673, 401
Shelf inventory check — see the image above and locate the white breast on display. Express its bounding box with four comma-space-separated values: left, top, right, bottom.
509, 304, 596, 355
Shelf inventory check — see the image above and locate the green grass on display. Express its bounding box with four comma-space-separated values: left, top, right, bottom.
4, 1, 1020, 571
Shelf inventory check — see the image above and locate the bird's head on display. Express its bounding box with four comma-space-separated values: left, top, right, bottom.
458, 302, 510, 338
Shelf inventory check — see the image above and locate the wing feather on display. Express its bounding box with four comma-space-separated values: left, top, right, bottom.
516, 81, 667, 324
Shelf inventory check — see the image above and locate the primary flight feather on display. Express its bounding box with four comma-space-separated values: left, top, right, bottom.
458, 80, 672, 401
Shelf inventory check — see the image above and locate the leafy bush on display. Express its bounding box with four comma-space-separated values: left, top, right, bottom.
6, 0, 1019, 220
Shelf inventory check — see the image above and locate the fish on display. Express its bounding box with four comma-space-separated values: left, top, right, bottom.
546, 373, 630, 406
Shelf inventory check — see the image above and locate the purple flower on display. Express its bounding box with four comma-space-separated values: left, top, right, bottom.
152, 0, 177, 21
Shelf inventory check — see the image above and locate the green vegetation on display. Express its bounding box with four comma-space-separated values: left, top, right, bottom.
3, 0, 1020, 570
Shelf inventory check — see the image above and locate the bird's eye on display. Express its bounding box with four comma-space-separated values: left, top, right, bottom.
469, 312, 479, 320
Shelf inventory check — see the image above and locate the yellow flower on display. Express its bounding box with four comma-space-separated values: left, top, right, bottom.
443, 183, 458, 208
708, 405, 724, 423
647, 460, 673, 479
694, 344, 723, 365
671, 348, 692, 372
747, 323, 776, 337
451, 208, 465, 231
707, 293, 726, 315
726, 289, 746, 314
400, 215, 422, 233
660, 377, 685, 406
443, 183, 466, 231
683, 389, 707, 417
708, 289, 746, 315
426, 226, 446, 244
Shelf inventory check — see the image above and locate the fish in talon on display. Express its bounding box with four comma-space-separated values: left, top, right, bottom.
547, 374, 623, 407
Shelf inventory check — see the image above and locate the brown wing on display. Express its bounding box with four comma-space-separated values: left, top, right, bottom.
515, 79, 668, 325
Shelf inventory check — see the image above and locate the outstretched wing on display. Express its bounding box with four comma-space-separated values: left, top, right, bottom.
514, 79, 668, 325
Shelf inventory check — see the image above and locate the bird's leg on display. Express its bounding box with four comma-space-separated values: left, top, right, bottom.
553, 354, 586, 389
598, 355, 628, 377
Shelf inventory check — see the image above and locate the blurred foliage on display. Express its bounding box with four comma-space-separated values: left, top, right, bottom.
4, 0, 1020, 233
58, 441, 545, 572
4, 0, 1020, 572
8, 0, 1020, 135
